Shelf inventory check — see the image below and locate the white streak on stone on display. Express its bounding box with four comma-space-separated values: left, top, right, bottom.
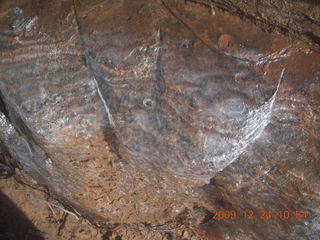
203, 69, 285, 171
21, 137, 34, 156
25, 16, 38, 31
92, 76, 116, 127
45, 158, 53, 169
0, 113, 15, 138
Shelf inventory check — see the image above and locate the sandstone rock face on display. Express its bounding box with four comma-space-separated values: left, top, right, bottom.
0, 0, 319, 239
187, 0, 320, 49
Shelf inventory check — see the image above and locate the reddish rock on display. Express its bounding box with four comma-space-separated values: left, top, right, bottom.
0, 0, 319, 239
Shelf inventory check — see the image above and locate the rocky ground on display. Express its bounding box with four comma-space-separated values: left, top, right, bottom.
0, 175, 210, 240
0, 175, 103, 240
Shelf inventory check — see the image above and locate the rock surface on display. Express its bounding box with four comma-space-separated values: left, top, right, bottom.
0, 0, 319, 239
187, 0, 320, 49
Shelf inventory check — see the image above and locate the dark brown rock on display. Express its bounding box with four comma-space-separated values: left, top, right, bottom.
187, 0, 320, 50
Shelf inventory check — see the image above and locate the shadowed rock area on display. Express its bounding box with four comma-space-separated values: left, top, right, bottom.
0, 0, 319, 239
0, 190, 43, 240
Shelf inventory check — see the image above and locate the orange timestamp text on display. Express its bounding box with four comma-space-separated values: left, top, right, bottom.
212, 210, 308, 220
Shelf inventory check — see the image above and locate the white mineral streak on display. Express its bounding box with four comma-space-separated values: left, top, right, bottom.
255, 48, 291, 66
21, 137, 34, 156
229, 47, 291, 65
92, 76, 116, 128
25, 16, 38, 31
12, 16, 38, 34
0, 112, 15, 139
203, 69, 285, 171
45, 158, 53, 169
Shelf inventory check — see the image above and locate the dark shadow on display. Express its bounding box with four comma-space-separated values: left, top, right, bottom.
103, 231, 122, 240
0, 190, 43, 240
102, 125, 122, 160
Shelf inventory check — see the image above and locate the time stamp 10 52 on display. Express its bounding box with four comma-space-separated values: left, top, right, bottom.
212, 210, 309, 220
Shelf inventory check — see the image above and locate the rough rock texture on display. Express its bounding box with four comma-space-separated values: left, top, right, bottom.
0, 0, 319, 239
187, 0, 320, 49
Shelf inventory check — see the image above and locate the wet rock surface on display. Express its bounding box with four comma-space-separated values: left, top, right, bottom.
0, 0, 319, 239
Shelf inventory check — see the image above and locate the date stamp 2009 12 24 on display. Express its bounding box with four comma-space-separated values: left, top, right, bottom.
212, 210, 309, 220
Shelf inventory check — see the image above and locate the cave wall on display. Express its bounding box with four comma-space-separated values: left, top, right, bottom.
187, 0, 320, 49
0, 0, 319, 239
